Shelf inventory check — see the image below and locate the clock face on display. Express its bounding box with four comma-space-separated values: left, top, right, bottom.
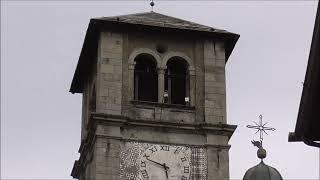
120, 142, 207, 180
138, 144, 191, 180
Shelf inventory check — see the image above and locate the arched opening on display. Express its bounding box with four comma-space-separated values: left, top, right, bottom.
134, 54, 158, 102
165, 57, 189, 105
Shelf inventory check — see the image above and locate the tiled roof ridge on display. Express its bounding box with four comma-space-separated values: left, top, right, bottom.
148, 12, 215, 29
97, 11, 153, 19
94, 11, 228, 33
150, 12, 228, 33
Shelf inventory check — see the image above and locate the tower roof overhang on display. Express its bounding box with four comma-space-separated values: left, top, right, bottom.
69, 12, 240, 93
288, 1, 320, 147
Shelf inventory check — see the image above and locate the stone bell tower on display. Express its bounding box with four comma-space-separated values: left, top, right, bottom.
70, 12, 239, 180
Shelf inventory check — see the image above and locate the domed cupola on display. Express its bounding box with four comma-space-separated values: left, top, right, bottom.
244, 115, 283, 180
243, 146, 283, 180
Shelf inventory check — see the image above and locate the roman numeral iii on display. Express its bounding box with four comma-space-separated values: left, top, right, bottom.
184, 166, 190, 173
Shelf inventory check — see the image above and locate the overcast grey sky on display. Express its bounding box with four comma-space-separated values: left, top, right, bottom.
1, 1, 319, 179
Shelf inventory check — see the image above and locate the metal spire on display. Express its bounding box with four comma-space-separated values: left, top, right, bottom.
150, 0, 155, 12
247, 114, 276, 146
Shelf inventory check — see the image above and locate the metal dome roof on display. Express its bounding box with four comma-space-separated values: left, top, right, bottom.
243, 161, 283, 180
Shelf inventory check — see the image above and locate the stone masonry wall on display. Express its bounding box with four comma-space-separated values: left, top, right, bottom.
207, 147, 230, 180
203, 40, 230, 180
94, 138, 121, 180
85, 31, 231, 180
97, 32, 123, 115
203, 40, 227, 124
81, 67, 96, 141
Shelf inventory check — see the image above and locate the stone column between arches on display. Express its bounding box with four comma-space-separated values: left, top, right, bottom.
189, 68, 196, 107
158, 68, 166, 103
128, 62, 135, 102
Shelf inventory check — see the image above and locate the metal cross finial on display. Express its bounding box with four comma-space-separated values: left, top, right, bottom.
247, 114, 276, 146
150, 0, 155, 12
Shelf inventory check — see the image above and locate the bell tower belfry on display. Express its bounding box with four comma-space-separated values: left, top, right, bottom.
70, 12, 239, 180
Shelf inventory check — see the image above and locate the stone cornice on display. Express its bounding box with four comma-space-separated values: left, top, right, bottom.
91, 112, 236, 138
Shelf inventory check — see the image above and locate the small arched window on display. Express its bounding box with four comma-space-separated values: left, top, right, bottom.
134, 54, 158, 102
165, 57, 189, 105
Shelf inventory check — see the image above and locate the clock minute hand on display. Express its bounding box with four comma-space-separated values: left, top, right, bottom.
146, 158, 165, 167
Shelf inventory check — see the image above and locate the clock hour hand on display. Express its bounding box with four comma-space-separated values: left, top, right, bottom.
163, 163, 169, 170
163, 163, 169, 179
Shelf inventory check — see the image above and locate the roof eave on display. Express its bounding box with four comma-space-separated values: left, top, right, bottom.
70, 19, 99, 93
289, 1, 320, 143
225, 33, 240, 61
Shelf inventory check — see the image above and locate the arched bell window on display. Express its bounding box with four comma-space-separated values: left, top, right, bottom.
165, 57, 189, 105
134, 54, 158, 102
